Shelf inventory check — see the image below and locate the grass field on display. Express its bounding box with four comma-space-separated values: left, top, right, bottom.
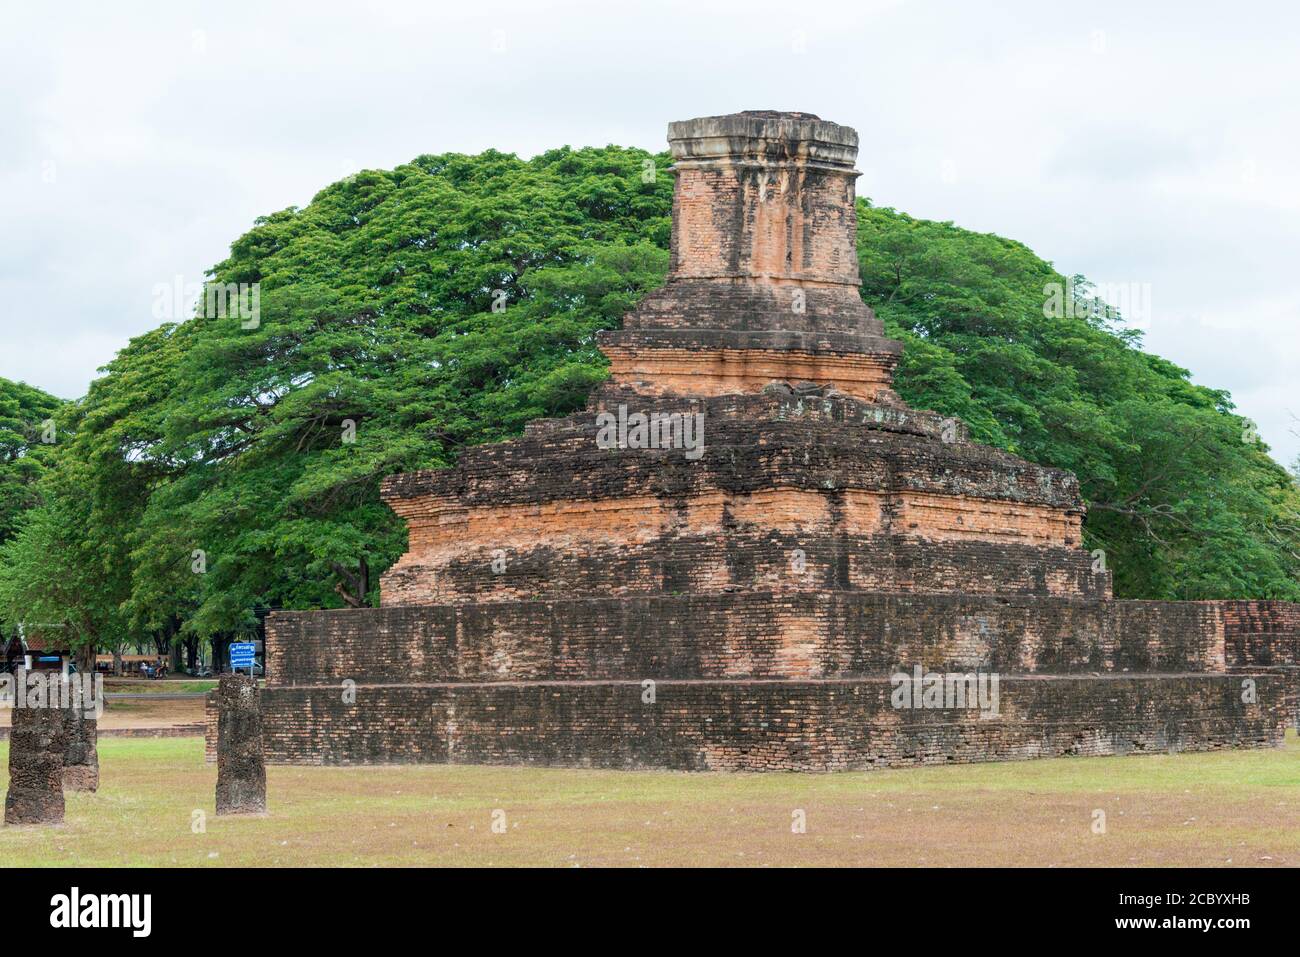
102, 679, 217, 695
1, 733, 1297, 867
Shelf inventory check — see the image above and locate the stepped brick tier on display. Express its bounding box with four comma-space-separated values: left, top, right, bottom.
207, 111, 1299, 770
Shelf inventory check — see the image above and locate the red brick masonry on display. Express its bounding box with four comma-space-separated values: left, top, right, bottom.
207, 112, 1299, 770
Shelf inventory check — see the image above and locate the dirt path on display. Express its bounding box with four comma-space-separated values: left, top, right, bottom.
0, 694, 204, 731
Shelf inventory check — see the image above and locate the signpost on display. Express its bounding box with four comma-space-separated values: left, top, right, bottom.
229, 642, 258, 676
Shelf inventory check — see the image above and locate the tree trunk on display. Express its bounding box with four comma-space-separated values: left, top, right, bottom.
330, 556, 370, 607
155, 614, 181, 661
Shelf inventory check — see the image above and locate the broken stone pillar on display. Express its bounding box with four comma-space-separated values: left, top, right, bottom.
215, 673, 266, 814
62, 702, 99, 792
4, 689, 67, 826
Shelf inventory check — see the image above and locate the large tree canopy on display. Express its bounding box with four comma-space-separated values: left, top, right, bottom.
1, 144, 1296, 653
858, 206, 1299, 599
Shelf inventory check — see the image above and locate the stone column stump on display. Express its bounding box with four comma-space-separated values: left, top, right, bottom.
62, 702, 100, 792
4, 691, 67, 826
215, 673, 266, 814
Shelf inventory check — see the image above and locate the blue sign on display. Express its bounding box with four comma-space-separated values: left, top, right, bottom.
229, 642, 257, 667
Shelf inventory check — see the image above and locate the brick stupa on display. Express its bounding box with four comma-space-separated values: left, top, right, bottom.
211, 112, 1297, 770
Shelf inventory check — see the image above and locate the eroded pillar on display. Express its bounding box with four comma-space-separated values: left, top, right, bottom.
215, 673, 266, 814
4, 686, 67, 826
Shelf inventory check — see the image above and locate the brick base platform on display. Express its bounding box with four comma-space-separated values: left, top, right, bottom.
207, 674, 1286, 771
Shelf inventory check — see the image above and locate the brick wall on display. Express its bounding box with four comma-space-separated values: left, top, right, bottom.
206, 675, 1288, 770
1219, 600, 1300, 669
382, 534, 1108, 606
1218, 600, 1300, 728
262, 592, 1225, 689
381, 411, 1083, 515
602, 344, 899, 402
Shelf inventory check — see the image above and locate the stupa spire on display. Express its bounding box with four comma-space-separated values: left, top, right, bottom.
598, 110, 902, 402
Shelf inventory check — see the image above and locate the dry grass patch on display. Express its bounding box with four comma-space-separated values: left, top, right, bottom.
0, 732, 1296, 867
0, 696, 205, 732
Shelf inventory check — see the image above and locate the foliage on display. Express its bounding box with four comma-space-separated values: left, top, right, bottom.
858, 204, 1300, 598
0, 378, 62, 545
2, 146, 673, 640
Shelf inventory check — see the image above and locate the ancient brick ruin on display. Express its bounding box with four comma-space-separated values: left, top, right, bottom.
208, 111, 1298, 770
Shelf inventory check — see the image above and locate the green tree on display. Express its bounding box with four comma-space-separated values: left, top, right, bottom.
94, 146, 670, 639
0, 469, 130, 665
858, 202, 1300, 599
0, 377, 63, 545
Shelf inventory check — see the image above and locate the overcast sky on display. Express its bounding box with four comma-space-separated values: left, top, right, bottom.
2, 0, 1297, 466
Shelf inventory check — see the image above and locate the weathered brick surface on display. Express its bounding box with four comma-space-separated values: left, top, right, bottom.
236, 110, 1300, 770
1219, 600, 1300, 729
604, 112, 892, 397
383, 534, 1108, 606
381, 493, 1094, 608
208, 675, 1286, 771
579, 384, 965, 441
601, 343, 899, 402
261, 593, 1225, 688
4, 700, 65, 825
381, 417, 1084, 513
665, 114, 865, 285
618, 286, 885, 338
378, 411, 1091, 608
1220, 600, 1300, 669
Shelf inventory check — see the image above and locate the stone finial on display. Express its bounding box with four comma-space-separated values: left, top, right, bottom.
597, 109, 900, 402
215, 673, 266, 815
664, 110, 866, 291
4, 686, 66, 826
667, 111, 859, 170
